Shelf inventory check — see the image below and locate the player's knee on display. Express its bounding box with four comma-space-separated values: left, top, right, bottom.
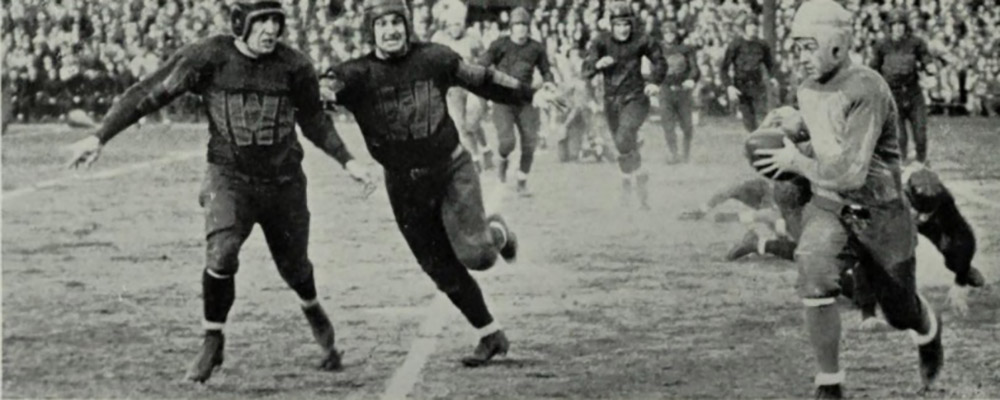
795, 257, 843, 302
276, 257, 314, 287
456, 243, 498, 271
206, 235, 243, 276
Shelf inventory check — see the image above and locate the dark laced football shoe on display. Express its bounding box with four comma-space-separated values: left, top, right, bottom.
185, 330, 225, 383
726, 230, 760, 261
815, 384, 843, 399
303, 303, 343, 371
461, 330, 510, 367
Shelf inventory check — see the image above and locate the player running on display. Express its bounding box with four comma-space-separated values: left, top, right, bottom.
583, 1, 664, 209
752, 1, 944, 397
322, 0, 563, 367
480, 7, 555, 194
65, 0, 373, 383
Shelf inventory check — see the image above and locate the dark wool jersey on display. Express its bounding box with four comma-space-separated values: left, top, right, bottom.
328, 42, 534, 171
662, 43, 700, 86
95, 35, 353, 177
583, 32, 665, 101
481, 37, 554, 87
720, 37, 774, 90
870, 35, 932, 94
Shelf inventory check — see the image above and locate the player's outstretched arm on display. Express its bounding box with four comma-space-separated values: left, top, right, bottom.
294, 63, 374, 190
67, 43, 209, 169
453, 59, 563, 110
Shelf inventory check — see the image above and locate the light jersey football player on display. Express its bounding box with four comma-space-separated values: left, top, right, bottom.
65, 0, 374, 383
430, 0, 495, 172
323, 0, 563, 367
480, 7, 555, 195
752, 1, 944, 398
583, 1, 664, 210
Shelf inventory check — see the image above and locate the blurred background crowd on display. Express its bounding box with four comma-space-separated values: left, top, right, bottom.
2, 0, 999, 124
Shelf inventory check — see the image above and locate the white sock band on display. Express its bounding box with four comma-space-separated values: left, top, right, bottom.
489, 221, 508, 245
775, 218, 788, 237
202, 320, 225, 331
477, 321, 501, 338
301, 298, 320, 308
517, 171, 528, 181
802, 297, 837, 307
814, 370, 846, 386
757, 237, 768, 255
205, 269, 231, 279
909, 295, 939, 346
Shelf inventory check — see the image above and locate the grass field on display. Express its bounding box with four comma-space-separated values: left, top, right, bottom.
3, 116, 999, 399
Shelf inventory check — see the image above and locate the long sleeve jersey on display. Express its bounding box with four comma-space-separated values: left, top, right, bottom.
327, 42, 535, 171
793, 63, 904, 207
720, 37, 773, 90
583, 32, 665, 101
481, 37, 554, 88
661, 43, 701, 87
94, 35, 353, 178
869, 35, 933, 95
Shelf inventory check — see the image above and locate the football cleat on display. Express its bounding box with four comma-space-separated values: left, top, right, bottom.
814, 384, 844, 399
461, 330, 510, 367
184, 330, 225, 383
302, 303, 344, 371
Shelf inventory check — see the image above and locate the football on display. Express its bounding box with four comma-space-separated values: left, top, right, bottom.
744, 127, 801, 181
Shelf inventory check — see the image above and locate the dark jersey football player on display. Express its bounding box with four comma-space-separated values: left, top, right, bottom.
583, 1, 664, 210
720, 19, 776, 133
658, 22, 700, 164
323, 0, 563, 367
66, 0, 373, 383
870, 10, 935, 163
481, 7, 555, 194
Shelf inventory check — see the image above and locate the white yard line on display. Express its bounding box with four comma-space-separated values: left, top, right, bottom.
2, 150, 201, 202
380, 293, 452, 400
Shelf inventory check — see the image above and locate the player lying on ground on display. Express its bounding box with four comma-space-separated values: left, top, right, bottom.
751, 1, 944, 397
322, 0, 564, 367
65, 0, 374, 383
702, 164, 986, 320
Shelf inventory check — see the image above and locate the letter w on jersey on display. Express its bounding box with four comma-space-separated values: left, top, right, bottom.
208, 91, 296, 146
374, 80, 445, 142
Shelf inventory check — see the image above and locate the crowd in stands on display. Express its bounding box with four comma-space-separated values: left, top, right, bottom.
2, 0, 999, 123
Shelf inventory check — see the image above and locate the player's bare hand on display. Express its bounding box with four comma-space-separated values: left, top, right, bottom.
947, 285, 970, 317
345, 160, 378, 198
753, 137, 800, 179
595, 56, 615, 70
644, 84, 660, 97
682, 79, 696, 90
67, 135, 103, 170
726, 85, 741, 100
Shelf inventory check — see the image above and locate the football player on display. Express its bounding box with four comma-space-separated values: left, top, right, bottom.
66, 0, 372, 383
583, 1, 665, 209
752, 1, 943, 397
323, 0, 563, 367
